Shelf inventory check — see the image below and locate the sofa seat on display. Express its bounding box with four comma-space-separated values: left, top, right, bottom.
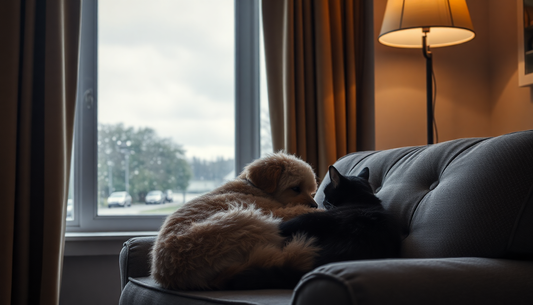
121, 277, 293, 305
120, 256, 533, 305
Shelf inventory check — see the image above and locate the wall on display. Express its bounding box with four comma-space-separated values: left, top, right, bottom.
60, 255, 121, 305
489, 0, 533, 135
374, 0, 533, 150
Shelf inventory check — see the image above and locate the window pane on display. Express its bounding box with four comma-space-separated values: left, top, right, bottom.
66, 149, 74, 221
259, 7, 272, 157
97, 0, 234, 216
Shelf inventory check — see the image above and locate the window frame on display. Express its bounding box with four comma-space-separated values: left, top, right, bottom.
67, 0, 260, 232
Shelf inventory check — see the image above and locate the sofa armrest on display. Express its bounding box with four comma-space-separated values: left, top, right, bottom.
119, 236, 157, 290
292, 257, 533, 305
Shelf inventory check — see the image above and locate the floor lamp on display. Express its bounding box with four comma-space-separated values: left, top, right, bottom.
378, 0, 475, 144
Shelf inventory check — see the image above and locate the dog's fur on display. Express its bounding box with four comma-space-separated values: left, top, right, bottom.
150, 152, 321, 290
224, 166, 402, 290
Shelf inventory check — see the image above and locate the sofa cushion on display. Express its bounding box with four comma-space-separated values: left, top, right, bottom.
314, 130, 533, 259
119, 277, 293, 305
293, 257, 533, 305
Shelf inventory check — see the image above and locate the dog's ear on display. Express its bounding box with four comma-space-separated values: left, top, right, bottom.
245, 163, 284, 193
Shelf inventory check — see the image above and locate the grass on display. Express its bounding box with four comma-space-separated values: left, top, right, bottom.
139, 203, 185, 214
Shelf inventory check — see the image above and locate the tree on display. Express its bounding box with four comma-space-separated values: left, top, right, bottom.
97, 123, 192, 204
190, 157, 234, 181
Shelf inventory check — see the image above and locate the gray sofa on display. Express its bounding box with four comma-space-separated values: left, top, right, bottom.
119, 130, 533, 305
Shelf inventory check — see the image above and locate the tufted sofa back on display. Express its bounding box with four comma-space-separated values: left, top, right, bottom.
314, 130, 533, 260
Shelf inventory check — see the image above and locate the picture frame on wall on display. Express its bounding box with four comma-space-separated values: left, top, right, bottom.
518, 0, 533, 86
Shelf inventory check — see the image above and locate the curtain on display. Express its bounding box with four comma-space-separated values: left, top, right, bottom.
0, 0, 81, 304
262, 0, 369, 178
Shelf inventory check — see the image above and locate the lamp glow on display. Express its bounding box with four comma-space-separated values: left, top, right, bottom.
379, 0, 475, 48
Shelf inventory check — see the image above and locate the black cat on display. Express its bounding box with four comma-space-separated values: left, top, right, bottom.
224, 166, 402, 290
279, 165, 402, 268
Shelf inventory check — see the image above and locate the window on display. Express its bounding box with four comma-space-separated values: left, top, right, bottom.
67, 0, 262, 232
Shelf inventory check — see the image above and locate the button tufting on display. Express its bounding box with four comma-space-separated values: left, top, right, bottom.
429, 181, 439, 191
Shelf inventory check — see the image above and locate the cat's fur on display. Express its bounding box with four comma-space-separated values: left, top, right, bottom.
280, 166, 402, 268
225, 166, 402, 289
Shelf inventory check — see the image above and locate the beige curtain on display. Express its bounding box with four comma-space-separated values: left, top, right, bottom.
262, 0, 368, 178
0, 0, 81, 304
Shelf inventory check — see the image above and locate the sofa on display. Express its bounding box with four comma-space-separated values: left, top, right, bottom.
119, 130, 533, 305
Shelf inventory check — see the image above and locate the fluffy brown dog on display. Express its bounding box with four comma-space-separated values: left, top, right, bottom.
151, 152, 321, 290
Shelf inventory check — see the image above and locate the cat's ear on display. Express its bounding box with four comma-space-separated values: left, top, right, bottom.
328, 165, 342, 188
357, 167, 370, 180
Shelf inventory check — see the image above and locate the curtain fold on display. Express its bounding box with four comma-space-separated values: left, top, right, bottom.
0, 1, 81, 304
262, 0, 367, 178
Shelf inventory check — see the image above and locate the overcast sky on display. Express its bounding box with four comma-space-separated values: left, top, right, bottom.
98, 0, 243, 161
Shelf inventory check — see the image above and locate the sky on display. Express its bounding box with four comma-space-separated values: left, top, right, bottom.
98, 0, 249, 161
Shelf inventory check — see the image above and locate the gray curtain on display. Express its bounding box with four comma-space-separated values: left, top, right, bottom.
262, 0, 369, 178
0, 0, 81, 304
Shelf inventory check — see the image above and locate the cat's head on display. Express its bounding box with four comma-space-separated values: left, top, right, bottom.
323, 165, 380, 210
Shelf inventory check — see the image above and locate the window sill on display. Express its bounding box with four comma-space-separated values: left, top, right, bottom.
64, 231, 157, 256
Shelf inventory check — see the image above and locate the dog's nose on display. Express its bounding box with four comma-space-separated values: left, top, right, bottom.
309, 200, 318, 208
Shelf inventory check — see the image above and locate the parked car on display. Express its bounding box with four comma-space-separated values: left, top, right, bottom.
107, 191, 132, 208
164, 190, 173, 203
145, 190, 165, 205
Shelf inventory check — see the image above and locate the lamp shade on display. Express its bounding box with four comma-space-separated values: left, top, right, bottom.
379, 0, 475, 48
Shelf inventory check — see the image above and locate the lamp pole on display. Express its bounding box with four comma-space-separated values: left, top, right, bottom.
422, 28, 434, 145
117, 140, 132, 193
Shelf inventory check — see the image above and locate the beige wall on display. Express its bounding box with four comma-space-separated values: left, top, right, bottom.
374, 0, 533, 150
489, 0, 533, 135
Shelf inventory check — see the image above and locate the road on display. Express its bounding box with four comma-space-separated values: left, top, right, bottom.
98, 193, 203, 216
